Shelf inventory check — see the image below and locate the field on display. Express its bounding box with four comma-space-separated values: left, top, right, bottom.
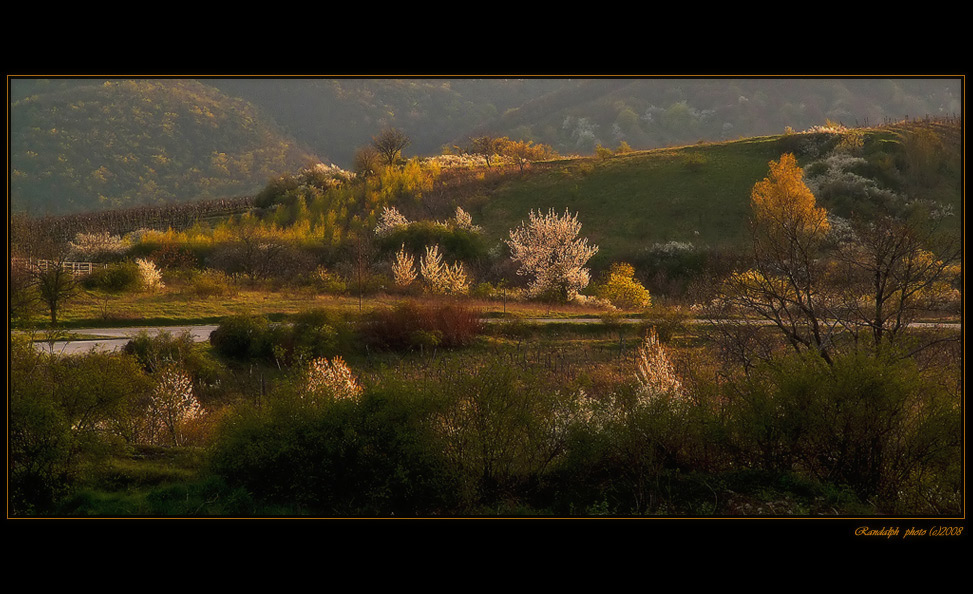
9, 121, 964, 520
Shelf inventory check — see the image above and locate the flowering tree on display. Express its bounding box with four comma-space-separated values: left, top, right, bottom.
147, 365, 203, 446
505, 208, 599, 301
374, 205, 410, 237
634, 327, 684, 401
303, 356, 363, 401
67, 231, 130, 261
452, 206, 481, 233
136, 258, 165, 292
392, 243, 417, 288
420, 244, 469, 295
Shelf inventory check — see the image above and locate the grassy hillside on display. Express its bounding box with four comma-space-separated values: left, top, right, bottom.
471, 120, 962, 269
476, 137, 781, 263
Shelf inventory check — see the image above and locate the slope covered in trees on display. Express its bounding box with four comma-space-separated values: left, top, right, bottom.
10, 79, 314, 215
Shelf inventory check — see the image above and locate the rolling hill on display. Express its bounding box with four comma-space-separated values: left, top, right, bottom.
9, 77, 961, 217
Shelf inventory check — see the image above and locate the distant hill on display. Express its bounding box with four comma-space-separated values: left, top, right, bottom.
9, 79, 315, 215
9, 77, 961, 217
210, 77, 962, 161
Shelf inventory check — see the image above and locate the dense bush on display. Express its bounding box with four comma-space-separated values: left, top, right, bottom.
209, 310, 361, 367
362, 301, 483, 351
209, 386, 460, 516
209, 314, 273, 361
378, 222, 488, 267
723, 350, 962, 514
9, 339, 152, 514
81, 261, 141, 293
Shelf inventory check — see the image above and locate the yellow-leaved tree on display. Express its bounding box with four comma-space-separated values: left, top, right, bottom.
720, 153, 839, 364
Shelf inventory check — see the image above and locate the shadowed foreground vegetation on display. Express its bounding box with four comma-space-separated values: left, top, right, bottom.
11, 302, 962, 518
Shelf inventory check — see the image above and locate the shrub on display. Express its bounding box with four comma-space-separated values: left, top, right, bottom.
209, 314, 272, 361
277, 308, 360, 365
363, 302, 482, 351
81, 262, 141, 293
724, 349, 962, 513
379, 220, 488, 265
190, 269, 238, 299
209, 388, 460, 516
593, 262, 651, 310
136, 258, 165, 292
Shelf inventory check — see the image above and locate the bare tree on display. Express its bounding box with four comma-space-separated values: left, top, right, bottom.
371, 127, 410, 167
832, 207, 961, 355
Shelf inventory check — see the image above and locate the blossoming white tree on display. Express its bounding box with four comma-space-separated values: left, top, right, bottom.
452, 206, 482, 233
374, 205, 410, 237
136, 258, 165, 291
420, 244, 469, 295
303, 356, 363, 401
68, 231, 130, 261
148, 365, 203, 446
505, 208, 599, 300
392, 244, 417, 288
634, 327, 684, 401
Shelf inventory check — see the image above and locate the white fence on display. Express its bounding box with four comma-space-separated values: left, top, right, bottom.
12, 258, 104, 277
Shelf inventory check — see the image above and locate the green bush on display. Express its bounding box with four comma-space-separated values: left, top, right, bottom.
209, 314, 272, 361
9, 339, 152, 514
209, 387, 460, 516
81, 262, 141, 293
724, 349, 962, 513
378, 221, 488, 265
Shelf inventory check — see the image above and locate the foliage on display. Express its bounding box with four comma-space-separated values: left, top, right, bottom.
724, 349, 961, 512
593, 262, 651, 310
136, 258, 165, 292
750, 153, 830, 243
81, 261, 141, 293
506, 208, 599, 301
718, 153, 837, 363
9, 339, 153, 514
209, 314, 273, 361
362, 302, 482, 351
188, 269, 238, 298
209, 387, 459, 516
11, 79, 310, 215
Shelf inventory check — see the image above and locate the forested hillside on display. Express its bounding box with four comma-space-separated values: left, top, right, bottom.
9, 79, 314, 215
210, 77, 962, 164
